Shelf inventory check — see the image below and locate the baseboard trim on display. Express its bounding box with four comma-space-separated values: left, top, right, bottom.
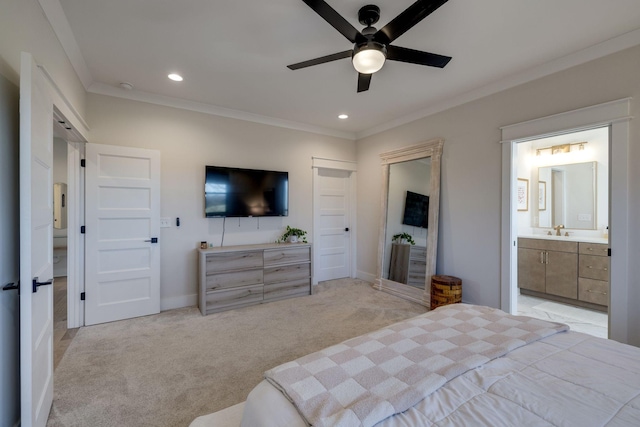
357, 270, 376, 284
161, 293, 198, 311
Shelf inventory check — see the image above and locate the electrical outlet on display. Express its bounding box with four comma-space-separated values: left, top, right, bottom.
160, 218, 171, 228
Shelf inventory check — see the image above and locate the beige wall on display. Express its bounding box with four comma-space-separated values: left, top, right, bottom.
356, 45, 640, 344
86, 93, 356, 308
0, 0, 86, 118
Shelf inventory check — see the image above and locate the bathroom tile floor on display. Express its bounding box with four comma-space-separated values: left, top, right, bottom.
517, 293, 608, 338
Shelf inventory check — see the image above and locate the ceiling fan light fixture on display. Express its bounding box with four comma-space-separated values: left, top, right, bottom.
352, 42, 387, 74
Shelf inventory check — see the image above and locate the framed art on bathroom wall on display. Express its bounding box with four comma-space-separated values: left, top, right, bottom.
538, 181, 546, 211
517, 178, 528, 211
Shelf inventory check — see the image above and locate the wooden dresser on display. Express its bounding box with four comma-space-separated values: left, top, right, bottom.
388, 243, 427, 287
198, 243, 311, 315
518, 237, 609, 311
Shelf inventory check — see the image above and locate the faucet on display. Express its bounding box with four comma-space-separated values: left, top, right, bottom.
553, 224, 565, 236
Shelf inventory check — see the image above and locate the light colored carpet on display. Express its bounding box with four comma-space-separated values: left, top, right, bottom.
47, 279, 426, 427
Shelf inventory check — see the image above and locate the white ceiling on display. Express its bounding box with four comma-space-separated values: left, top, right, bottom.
53, 0, 640, 139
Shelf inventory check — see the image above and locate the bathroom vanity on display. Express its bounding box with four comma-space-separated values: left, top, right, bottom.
518, 236, 609, 311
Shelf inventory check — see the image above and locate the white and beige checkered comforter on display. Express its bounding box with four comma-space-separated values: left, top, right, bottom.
264, 304, 568, 427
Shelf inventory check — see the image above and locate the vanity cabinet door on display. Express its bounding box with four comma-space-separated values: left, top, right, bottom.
545, 250, 578, 299
518, 248, 545, 292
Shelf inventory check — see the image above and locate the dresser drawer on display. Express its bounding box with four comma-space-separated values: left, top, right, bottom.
264, 263, 310, 284
206, 251, 263, 273
578, 278, 609, 306
518, 238, 577, 253
204, 284, 263, 313
579, 254, 609, 281
578, 242, 608, 257
206, 269, 263, 291
264, 246, 310, 266
409, 246, 426, 260
264, 278, 310, 302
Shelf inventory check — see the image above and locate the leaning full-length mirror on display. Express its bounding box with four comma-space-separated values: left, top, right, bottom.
376, 139, 443, 307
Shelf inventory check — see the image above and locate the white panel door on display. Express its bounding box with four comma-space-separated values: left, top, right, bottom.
316, 168, 351, 281
19, 52, 54, 427
85, 143, 161, 325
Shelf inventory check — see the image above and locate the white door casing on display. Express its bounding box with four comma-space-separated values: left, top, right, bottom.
84, 143, 161, 325
19, 52, 54, 427
500, 98, 632, 343
312, 158, 357, 283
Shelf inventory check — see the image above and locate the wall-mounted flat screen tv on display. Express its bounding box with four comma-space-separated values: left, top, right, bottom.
402, 191, 429, 228
205, 166, 288, 218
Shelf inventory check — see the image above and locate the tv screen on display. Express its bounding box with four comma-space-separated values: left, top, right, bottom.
205, 166, 288, 217
402, 191, 429, 228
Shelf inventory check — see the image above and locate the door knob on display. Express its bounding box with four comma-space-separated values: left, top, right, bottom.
2, 282, 19, 294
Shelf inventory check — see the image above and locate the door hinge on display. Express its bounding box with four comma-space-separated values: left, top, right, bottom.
80, 292, 85, 301
608, 248, 611, 257
80, 159, 86, 167
81, 225, 85, 234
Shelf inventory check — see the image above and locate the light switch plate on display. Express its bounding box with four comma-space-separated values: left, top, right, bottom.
160, 218, 171, 228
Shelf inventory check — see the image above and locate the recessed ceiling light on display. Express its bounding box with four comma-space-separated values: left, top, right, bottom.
338, 114, 348, 120
168, 73, 183, 82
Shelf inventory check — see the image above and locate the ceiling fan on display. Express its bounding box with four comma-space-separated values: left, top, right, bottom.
287, 0, 452, 92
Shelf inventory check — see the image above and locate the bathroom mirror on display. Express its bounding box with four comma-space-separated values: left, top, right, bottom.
376, 139, 443, 307
537, 161, 598, 230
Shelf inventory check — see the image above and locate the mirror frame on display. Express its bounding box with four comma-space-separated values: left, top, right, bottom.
375, 138, 443, 307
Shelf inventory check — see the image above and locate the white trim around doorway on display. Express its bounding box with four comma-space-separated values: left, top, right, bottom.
311, 157, 357, 285
499, 98, 632, 344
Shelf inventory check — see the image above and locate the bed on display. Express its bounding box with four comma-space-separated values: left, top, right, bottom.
191, 304, 640, 426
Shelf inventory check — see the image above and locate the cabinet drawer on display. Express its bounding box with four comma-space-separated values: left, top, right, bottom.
264, 246, 310, 266
578, 278, 609, 306
264, 279, 310, 302
206, 269, 263, 291
578, 242, 609, 257
264, 263, 310, 284
206, 251, 263, 273
579, 255, 609, 281
409, 246, 426, 260
518, 238, 577, 253
205, 284, 263, 313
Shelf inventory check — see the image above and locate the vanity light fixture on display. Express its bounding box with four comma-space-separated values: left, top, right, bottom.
168, 73, 183, 82
535, 141, 588, 156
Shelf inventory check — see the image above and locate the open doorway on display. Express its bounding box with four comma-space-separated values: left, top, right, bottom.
513, 127, 609, 338
52, 137, 78, 368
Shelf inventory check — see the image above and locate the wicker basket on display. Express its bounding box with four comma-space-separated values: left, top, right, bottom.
430, 275, 462, 310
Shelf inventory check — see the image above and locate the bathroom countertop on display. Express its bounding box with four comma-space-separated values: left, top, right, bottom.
518, 234, 608, 245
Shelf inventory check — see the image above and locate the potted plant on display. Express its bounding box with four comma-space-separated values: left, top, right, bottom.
277, 226, 308, 243
392, 232, 415, 245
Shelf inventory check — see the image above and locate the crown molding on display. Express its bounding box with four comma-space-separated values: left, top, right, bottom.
40, 0, 639, 142
38, 0, 93, 89
356, 27, 640, 140
88, 83, 356, 140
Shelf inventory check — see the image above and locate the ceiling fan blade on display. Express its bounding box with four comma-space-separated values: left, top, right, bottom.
387, 45, 451, 68
287, 50, 352, 70
357, 73, 372, 93
302, 0, 365, 43
376, 0, 449, 44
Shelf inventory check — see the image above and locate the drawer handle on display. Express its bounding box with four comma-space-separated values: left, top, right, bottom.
588, 247, 593, 251
604, 267, 608, 271
588, 265, 593, 269
587, 289, 607, 295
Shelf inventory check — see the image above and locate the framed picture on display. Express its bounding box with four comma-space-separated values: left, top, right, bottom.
538, 181, 547, 211
517, 178, 529, 211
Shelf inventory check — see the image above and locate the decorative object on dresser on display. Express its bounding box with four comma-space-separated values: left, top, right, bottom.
198, 243, 311, 315
276, 226, 308, 243
518, 237, 609, 311
392, 232, 415, 245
